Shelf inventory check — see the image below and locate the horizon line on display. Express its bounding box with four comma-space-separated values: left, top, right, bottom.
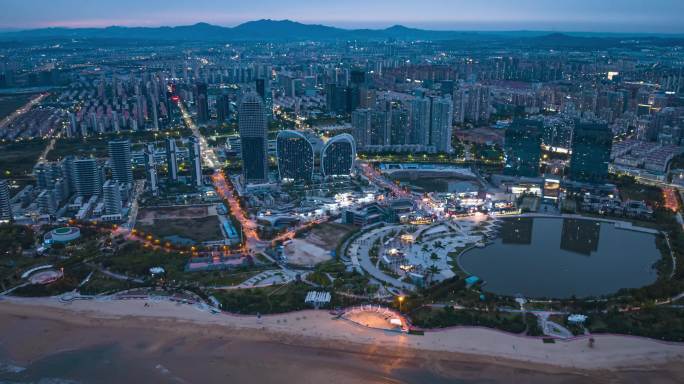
2, 19, 684, 35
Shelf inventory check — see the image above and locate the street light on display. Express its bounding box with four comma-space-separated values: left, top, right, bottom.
398, 295, 405, 312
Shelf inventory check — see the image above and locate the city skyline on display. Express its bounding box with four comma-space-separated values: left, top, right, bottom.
1, 1, 683, 381
1, 0, 684, 33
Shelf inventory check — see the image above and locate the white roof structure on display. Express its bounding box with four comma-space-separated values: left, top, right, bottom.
305, 291, 331, 305
567, 314, 588, 323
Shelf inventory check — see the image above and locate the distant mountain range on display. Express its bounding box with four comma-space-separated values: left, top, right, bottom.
0, 20, 496, 41
1, 19, 683, 43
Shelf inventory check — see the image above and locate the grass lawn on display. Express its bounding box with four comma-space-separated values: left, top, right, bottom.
0, 225, 41, 290
410, 306, 527, 334
47, 129, 193, 161
211, 276, 360, 313
79, 271, 143, 295
0, 139, 47, 180
0, 256, 49, 292
99, 242, 189, 280
588, 308, 684, 342
612, 175, 664, 206
447, 251, 467, 276
47, 136, 111, 161
210, 282, 312, 314
0, 93, 36, 119
670, 154, 684, 170
137, 216, 223, 243
184, 269, 267, 287
307, 270, 332, 286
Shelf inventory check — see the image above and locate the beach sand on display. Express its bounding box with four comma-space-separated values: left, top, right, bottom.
0, 297, 683, 383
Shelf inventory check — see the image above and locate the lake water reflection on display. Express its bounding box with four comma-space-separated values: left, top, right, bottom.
458, 217, 660, 298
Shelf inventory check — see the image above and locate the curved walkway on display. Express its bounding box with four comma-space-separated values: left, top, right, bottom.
349, 225, 416, 291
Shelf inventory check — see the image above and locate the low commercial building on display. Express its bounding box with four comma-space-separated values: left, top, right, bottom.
579, 194, 653, 219
44, 227, 81, 244
344, 204, 386, 226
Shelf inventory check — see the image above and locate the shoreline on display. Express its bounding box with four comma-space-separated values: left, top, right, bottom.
458, 214, 671, 300
502, 213, 661, 234
1, 296, 683, 373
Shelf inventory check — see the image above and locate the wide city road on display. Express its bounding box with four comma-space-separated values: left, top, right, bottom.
178, 101, 220, 168
212, 170, 259, 244
0, 92, 48, 129
177, 100, 264, 251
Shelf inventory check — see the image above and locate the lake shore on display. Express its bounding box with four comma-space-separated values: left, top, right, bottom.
0, 296, 683, 383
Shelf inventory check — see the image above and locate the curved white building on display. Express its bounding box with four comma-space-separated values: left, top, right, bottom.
46, 227, 81, 243
321, 134, 356, 177
276, 130, 315, 182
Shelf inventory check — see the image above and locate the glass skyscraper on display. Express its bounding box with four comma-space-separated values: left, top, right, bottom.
321, 134, 356, 177
107, 139, 132, 185
351, 108, 372, 149
103, 180, 122, 216
504, 118, 543, 177
409, 96, 431, 146
276, 130, 315, 183
429, 96, 454, 153
256, 77, 273, 119
570, 121, 612, 183
0, 179, 12, 223
194, 82, 209, 124
239, 92, 268, 183
73, 158, 103, 197
165, 138, 178, 182
187, 136, 202, 188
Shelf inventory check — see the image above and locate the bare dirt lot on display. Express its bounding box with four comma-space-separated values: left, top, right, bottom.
136, 205, 222, 243
283, 223, 356, 266
136, 206, 212, 225
283, 239, 331, 266
302, 222, 356, 249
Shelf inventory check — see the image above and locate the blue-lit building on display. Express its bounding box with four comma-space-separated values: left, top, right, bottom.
321, 134, 356, 177
325, 83, 350, 115
239, 92, 268, 183
194, 82, 209, 124
0, 179, 12, 223
73, 158, 103, 198
187, 136, 202, 188
504, 118, 543, 177
570, 121, 612, 183
108, 139, 132, 185
276, 130, 318, 183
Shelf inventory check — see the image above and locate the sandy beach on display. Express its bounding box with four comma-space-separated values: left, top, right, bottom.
1, 297, 683, 383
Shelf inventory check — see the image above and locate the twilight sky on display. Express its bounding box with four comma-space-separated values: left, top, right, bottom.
1, 0, 683, 33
